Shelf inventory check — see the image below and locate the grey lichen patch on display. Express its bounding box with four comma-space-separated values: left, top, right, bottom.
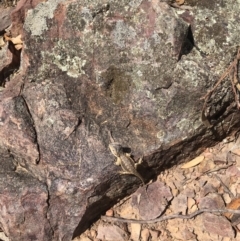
176, 118, 191, 132
24, 0, 65, 36
112, 20, 137, 48
187, 0, 217, 9
174, 55, 209, 89
158, 111, 202, 144
66, 5, 93, 31
157, 123, 190, 145
131, 70, 145, 91
131, 62, 174, 94
128, 0, 143, 8
194, 1, 240, 53
196, 22, 228, 53
41, 39, 87, 78
54, 54, 86, 78
156, 129, 167, 142
0, 0, 19, 7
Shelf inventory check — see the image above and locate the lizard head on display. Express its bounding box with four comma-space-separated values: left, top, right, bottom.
109, 143, 123, 157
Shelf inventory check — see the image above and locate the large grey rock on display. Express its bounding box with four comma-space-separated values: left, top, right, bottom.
0, 7, 12, 31
1, 0, 240, 240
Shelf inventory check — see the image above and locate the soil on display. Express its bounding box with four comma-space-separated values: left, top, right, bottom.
74, 133, 240, 241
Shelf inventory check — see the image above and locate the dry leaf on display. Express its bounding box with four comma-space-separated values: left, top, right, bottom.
198, 158, 214, 173
176, 0, 185, 5
213, 160, 226, 165
130, 223, 141, 241
14, 44, 23, 50
105, 209, 114, 217
236, 83, 240, 91
231, 148, 240, 156
224, 198, 240, 225
10, 35, 23, 45
0, 36, 6, 47
181, 155, 204, 169
4, 33, 11, 42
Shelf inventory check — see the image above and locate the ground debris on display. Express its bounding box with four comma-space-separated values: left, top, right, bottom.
96, 224, 128, 241
203, 213, 235, 238
76, 134, 240, 241
131, 182, 173, 220
129, 223, 141, 241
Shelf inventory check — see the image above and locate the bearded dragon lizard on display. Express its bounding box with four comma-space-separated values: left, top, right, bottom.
108, 133, 145, 184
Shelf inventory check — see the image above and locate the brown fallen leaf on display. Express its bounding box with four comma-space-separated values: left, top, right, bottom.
3, 33, 12, 42
176, 0, 185, 5
3, 34, 23, 50
225, 198, 240, 225
231, 148, 240, 156
105, 209, 114, 217
14, 43, 23, 50
236, 83, 240, 91
198, 158, 215, 173
130, 223, 141, 241
0, 36, 6, 47
10, 35, 23, 45
181, 155, 205, 169
213, 160, 226, 165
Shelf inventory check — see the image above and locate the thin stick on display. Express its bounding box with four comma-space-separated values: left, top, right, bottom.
108, 130, 115, 143
231, 53, 240, 108
214, 174, 235, 199
204, 163, 234, 175
201, 47, 240, 126
184, 162, 234, 185
169, 3, 193, 10
102, 209, 240, 224
202, 47, 240, 101
226, 112, 235, 135
230, 68, 239, 108
201, 63, 233, 101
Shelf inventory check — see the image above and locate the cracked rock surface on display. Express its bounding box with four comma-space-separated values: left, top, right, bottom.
78, 135, 240, 241
1, 0, 240, 240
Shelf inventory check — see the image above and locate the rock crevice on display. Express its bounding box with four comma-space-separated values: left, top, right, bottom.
0, 0, 240, 240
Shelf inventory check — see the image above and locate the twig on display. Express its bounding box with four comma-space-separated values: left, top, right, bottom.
232, 49, 240, 108
169, 3, 193, 10
230, 69, 239, 108
201, 47, 240, 126
112, 195, 132, 209
108, 130, 115, 143
203, 162, 234, 175
184, 162, 234, 184
226, 112, 235, 135
201, 63, 233, 101
214, 174, 235, 199
202, 47, 240, 101
102, 209, 240, 224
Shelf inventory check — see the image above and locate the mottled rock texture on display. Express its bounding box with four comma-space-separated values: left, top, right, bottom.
0, 0, 240, 240
0, 7, 12, 31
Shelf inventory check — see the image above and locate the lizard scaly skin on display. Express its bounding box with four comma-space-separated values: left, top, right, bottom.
109, 142, 145, 184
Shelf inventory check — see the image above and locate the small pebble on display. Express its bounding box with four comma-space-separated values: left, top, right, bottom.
149, 229, 160, 240
105, 209, 114, 217
222, 193, 231, 204
187, 197, 195, 209
141, 228, 150, 241
90, 230, 97, 238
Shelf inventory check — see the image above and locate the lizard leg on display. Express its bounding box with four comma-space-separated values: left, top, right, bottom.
118, 171, 132, 175
134, 157, 143, 168
115, 157, 121, 166
124, 154, 143, 167
119, 171, 145, 184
